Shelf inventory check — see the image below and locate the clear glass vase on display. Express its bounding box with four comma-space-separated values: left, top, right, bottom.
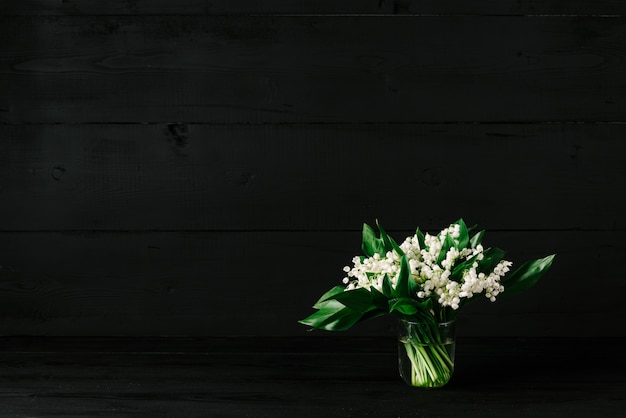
398, 319, 456, 388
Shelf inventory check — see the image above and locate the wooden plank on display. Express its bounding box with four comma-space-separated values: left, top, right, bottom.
0, 335, 391, 353
0, 337, 623, 417
1, 1, 626, 16
0, 337, 622, 417
2, 16, 626, 123
0, 230, 623, 337
1, 123, 625, 231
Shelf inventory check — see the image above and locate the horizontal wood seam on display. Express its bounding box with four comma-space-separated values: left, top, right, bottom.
0, 229, 621, 233
0, 13, 624, 17
3, 121, 626, 127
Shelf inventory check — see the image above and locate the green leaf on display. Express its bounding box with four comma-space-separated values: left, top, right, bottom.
478, 247, 506, 273
369, 286, 391, 311
300, 298, 349, 327
402, 258, 420, 296
299, 303, 372, 331
437, 234, 457, 264
389, 297, 435, 323
407, 273, 420, 297
301, 283, 391, 331
375, 220, 391, 251
389, 298, 418, 315
361, 223, 386, 257
500, 254, 556, 298
376, 220, 404, 256
415, 227, 426, 250
312, 286, 345, 309
450, 252, 480, 282
456, 218, 469, 249
360, 309, 387, 323
415, 298, 436, 323
298, 289, 387, 331
331, 288, 376, 313
381, 274, 396, 298
470, 230, 485, 248
395, 255, 411, 298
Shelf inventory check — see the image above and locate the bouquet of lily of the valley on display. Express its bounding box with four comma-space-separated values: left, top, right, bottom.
299, 219, 555, 387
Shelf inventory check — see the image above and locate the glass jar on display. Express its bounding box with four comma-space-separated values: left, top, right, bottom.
398, 319, 456, 388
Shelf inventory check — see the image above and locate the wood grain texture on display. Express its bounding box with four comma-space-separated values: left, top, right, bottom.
0, 230, 623, 337
1, 2, 623, 340
1, 1, 626, 16
0, 337, 622, 417
1, 123, 624, 231
2, 15, 626, 123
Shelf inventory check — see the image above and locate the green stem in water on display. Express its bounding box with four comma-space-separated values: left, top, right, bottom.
400, 322, 455, 387
402, 341, 453, 387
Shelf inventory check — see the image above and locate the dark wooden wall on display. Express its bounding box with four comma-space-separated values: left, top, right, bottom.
1, 1, 625, 338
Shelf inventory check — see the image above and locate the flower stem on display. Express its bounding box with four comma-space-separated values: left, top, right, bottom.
398, 321, 455, 388
402, 341, 453, 387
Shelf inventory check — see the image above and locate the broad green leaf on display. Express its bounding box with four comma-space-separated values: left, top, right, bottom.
437, 234, 457, 264
500, 254, 555, 298
299, 299, 348, 327
312, 286, 345, 309
389, 298, 418, 315
316, 306, 377, 331
390, 297, 435, 323
395, 255, 411, 298
331, 288, 376, 313
456, 218, 469, 249
402, 257, 420, 296
415, 227, 426, 250
478, 247, 506, 273
298, 305, 363, 331
375, 220, 392, 251
361, 223, 386, 257
369, 286, 391, 311
450, 252, 480, 282
300, 292, 384, 331
376, 220, 405, 256
415, 299, 436, 324
359, 309, 387, 323
407, 273, 420, 297
389, 236, 404, 256
470, 230, 485, 248
381, 274, 396, 298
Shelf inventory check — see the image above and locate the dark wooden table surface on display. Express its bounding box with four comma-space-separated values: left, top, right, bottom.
0, 336, 623, 417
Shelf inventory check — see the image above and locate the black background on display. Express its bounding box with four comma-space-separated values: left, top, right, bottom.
1, 0, 625, 339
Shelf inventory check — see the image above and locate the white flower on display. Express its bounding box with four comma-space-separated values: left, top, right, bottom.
340, 221, 513, 308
